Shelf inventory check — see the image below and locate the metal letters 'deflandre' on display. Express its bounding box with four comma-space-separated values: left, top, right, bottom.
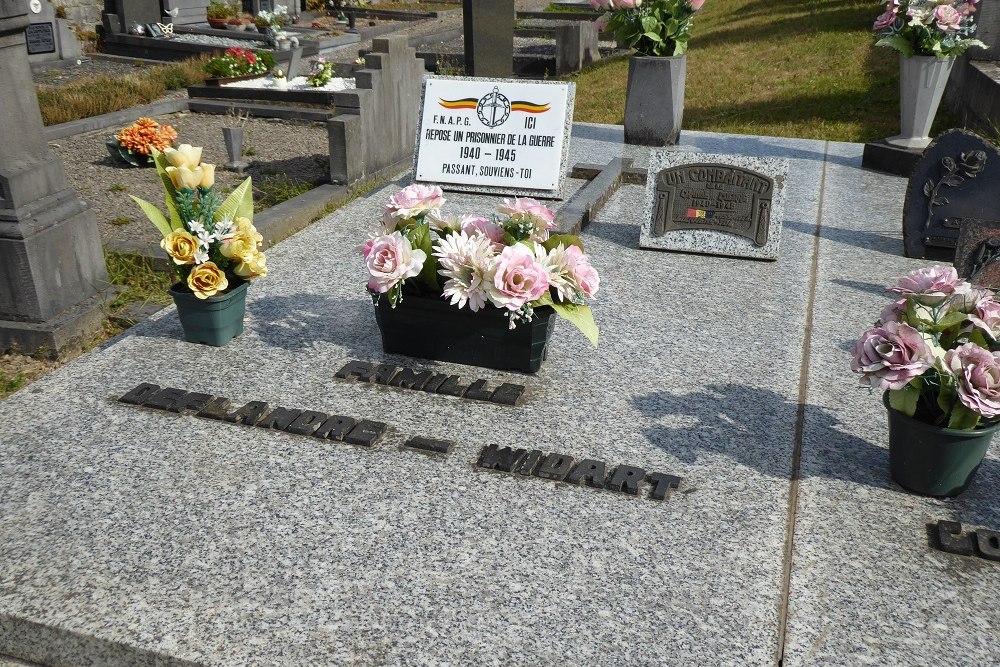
651, 164, 774, 247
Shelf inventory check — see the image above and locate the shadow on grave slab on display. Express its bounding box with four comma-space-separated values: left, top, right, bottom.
251, 293, 379, 353
784, 220, 904, 257
633, 383, 1000, 493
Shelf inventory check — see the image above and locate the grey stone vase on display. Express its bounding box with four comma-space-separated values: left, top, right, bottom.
221, 127, 248, 173
886, 54, 956, 150
624, 53, 687, 146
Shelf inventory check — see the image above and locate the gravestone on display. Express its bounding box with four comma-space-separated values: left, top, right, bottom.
114, 0, 161, 33
953, 219, 1000, 288
161, 0, 209, 26
26, 0, 81, 64
902, 129, 1000, 260
328, 36, 425, 185
969, 0, 1000, 60
639, 152, 788, 260
462, 0, 513, 77
0, 0, 110, 355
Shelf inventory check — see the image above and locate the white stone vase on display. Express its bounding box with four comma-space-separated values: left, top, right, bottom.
624, 53, 686, 146
886, 54, 955, 150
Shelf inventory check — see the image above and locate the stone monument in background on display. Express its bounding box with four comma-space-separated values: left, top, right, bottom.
462, 0, 513, 77
0, 0, 110, 356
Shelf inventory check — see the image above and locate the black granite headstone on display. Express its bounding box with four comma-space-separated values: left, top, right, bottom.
25, 23, 55, 55
902, 129, 1000, 260
462, 0, 513, 77
115, 0, 163, 32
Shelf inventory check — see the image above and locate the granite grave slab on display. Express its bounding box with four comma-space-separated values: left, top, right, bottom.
0, 127, 998, 667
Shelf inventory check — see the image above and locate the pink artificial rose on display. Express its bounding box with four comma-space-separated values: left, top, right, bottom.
361, 238, 375, 258
365, 232, 427, 294
614, 0, 641, 8
958, 1, 977, 16
850, 321, 934, 391
969, 298, 1000, 339
689, 0, 705, 10
944, 343, 1000, 418
487, 244, 550, 310
873, 9, 896, 30
499, 197, 555, 227
385, 184, 445, 221
935, 4, 962, 31
588, 0, 611, 8
564, 245, 600, 298
878, 297, 908, 325
889, 265, 962, 306
461, 215, 505, 245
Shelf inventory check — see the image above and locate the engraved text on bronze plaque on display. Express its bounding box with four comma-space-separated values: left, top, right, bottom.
652, 163, 774, 247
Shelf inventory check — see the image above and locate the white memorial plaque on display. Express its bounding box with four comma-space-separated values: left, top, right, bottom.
414, 77, 574, 198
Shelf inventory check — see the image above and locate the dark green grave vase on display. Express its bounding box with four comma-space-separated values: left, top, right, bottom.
372, 293, 555, 373
169, 280, 249, 347
883, 392, 998, 498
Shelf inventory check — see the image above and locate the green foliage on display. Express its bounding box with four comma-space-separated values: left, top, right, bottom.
889, 384, 920, 417
104, 252, 174, 309
0, 371, 26, 397
602, 0, 701, 57
542, 234, 585, 252
551, 302, 600, 347
217, 176, 254, 223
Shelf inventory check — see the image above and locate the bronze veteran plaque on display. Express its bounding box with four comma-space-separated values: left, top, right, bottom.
640, 152, 788, 260
651, 164, 773, 247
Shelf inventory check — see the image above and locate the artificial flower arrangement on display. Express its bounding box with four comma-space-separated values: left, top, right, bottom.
851, 265, 1000, 430
873, 0, 985, 57
307, 57, 336, 87
108, 117, 178, 166
254, 4, 289, 29
204, 47, 275, 79
129, 144, 268, 299
363, 184, 600, 345
589, 0, 706, 57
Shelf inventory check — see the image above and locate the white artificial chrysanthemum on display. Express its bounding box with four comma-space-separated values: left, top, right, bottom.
425, 209, 467, 235
213, 217, 236, 242
540, 243, 578, 302
433, 231, 495, 311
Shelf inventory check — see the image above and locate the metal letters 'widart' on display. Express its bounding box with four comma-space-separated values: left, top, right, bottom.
651, 164, 773, 247
639, 152, 788, 261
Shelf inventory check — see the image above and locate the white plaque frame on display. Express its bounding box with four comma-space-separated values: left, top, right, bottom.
412, 76, 575, 200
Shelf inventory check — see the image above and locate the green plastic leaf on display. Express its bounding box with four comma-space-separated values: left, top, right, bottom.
151, 149, 184, 230
128, 195, 173, 239
214, 177, 253, 224
643, 31, 664, 43
888, 384, 920, 417
551, 302, 599, 347
404, 222, 438, 291
876, 35, 915, 57
542, 234, 585, 253
948, 402, 981, 430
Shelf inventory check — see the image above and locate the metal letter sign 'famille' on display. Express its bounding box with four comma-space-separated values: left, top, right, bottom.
413, 77, 574, 197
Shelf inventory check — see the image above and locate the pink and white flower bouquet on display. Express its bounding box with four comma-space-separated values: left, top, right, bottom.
363, 184, 600, 346
873, 0, 985, 57
589, 0, 706, 57
851, 265, 1000, 430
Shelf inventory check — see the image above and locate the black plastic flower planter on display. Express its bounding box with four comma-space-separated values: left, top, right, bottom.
372, 293, 555, 373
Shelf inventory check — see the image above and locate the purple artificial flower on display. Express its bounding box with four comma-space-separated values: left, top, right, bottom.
944, 343, 1000, 418
889, 265, 963, 306
850, 321, 935, 390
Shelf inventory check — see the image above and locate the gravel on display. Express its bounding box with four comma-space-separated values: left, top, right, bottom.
49, 111, 330, 247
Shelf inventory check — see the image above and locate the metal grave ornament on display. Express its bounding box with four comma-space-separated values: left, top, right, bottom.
639, 152, 788, 260
413, 76, 574, 198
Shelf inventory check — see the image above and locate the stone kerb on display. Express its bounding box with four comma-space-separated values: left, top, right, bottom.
327, 35, 424, 185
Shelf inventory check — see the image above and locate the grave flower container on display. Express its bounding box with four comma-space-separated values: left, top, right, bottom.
883, 392, 998, 497
373, 294, 556, 373
624, 54, 686, 147
886, 55, 955, 150
850, 265, 1000, 498
169, 280, 249, 347
363, 186, 601, 375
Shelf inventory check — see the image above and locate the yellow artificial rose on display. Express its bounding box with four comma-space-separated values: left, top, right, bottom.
186, 261, 228, 299
220, 232, 257, 263
235, 216, 263, 246
199, 163, 215, 189
234, 251, 268, 280
160, 229, 200, 265
165, 165, 203, 190
164, 144, 203, 169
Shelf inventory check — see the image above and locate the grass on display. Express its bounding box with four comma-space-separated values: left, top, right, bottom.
110, 216, 132, 226
105, 252, 174, 311
567, 0, 957, 143
0, 371, 26, 398
108, 184, 127, 192
253, 175, 317, 213
37, 56, 210, 126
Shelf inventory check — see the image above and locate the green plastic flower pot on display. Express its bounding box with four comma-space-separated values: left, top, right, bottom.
169, 280, 249, 347
883, 393, 998, 498
372, 293, 555, 373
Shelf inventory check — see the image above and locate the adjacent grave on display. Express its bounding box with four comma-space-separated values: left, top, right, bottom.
639, 151, 788, 260
901, 128, 1000, 260
953, 218, 1000, 287
462, 0, 513, 77
25, 0, 81, 65
1, 124, 998, 666
413, 77, 574, 198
